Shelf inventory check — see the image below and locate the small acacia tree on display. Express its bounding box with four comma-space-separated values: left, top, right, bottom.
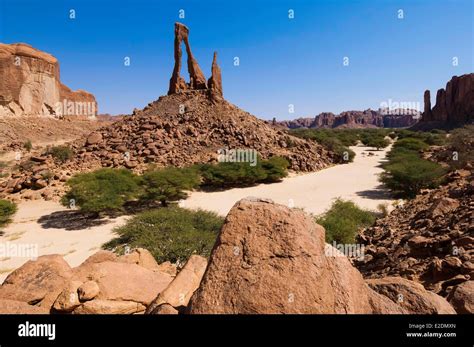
61, 168, 140, 214
141, 167, 201, 206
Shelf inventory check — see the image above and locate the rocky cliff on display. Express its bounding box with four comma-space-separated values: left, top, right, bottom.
0, 43, 97, 118
417, 73, 474, 129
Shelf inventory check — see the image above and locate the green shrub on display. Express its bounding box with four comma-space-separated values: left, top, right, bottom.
198, 156, 288, 188
380, 157, 446, 198
23, 140, 32, 152
46, 145, 74, 163
261, 156, 290, 182
393, 137, 429, 152
316, 199, 376, 244
320, 137, 355, 163
141, 167, 200, 206
362, 136, 390, 150
103, 207, 224, 263
0, 199, 17, 227
61, 168, 140, 213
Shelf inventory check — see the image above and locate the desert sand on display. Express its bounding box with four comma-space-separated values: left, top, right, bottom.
0, 145, 393, 283
180, 145, 394, 216
0, 201, 128, 283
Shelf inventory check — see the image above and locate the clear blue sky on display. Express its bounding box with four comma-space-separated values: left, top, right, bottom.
0, 0, 472, 119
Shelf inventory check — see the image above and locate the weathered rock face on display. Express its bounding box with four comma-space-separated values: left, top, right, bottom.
0, 43, 97, 118
447, 281, 473, 314
188, 198, 411, 314
419, 73, 474, 127
275, 109, 417, 129
0, 255, 72, 309
367, 277, 456, 314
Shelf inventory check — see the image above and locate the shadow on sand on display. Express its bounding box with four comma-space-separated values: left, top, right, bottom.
355, 184, 392, 201
38, 210, 110, 231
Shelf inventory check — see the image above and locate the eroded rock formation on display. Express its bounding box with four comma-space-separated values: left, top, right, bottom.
0, 43, 97, 118
419, 73, 474, 127
168, 23, 223, 99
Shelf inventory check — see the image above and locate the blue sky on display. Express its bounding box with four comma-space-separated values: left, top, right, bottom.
0, 0, 472, 119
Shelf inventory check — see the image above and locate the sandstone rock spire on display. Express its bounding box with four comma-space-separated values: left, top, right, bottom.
168, 22, 207, 94
207, 52, 223, 101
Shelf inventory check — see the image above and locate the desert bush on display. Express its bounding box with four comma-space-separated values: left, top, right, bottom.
61, 168, 140, 214
103, 207, 224, 263
198, 156, 288, 188
0, 199, 17, 227
316, 198, 376, 244
141, 167, 200, 206
46, 145, 74, 163
260, 156, 290, 182
380, 157, 446, 198
447, 125, 474, 169
23, 140, 32, 152
362, 136, 390, 150
392, 137, 429, 152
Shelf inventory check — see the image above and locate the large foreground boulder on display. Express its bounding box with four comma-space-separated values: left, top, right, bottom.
188, 198, 406, 314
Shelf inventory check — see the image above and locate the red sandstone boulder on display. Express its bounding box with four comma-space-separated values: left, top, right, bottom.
188, 198, 404, 314
0, 255, 72, 310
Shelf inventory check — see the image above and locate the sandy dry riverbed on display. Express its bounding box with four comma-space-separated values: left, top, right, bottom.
0, 145, 393, 283
181, 145, 394, 216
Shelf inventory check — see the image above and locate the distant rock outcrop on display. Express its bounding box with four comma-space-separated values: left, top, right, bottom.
0, 43, 97, 118
417, 73, 474, 128
275, 109, 418, 129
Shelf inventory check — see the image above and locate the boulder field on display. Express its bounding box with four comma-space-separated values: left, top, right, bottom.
0, 198, 463, 314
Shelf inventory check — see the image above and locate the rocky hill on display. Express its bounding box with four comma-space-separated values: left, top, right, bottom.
275, 109, 418, 129
0, 43, 97, 118
415, 73, 474, 130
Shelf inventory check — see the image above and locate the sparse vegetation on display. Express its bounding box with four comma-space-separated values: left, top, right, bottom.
0, 199, 17, 227
316, 198, 376, 244
103, 207, 224, 263
46, 145, 74, 163
290, 128, 392, 161
23, 140, 32, 152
